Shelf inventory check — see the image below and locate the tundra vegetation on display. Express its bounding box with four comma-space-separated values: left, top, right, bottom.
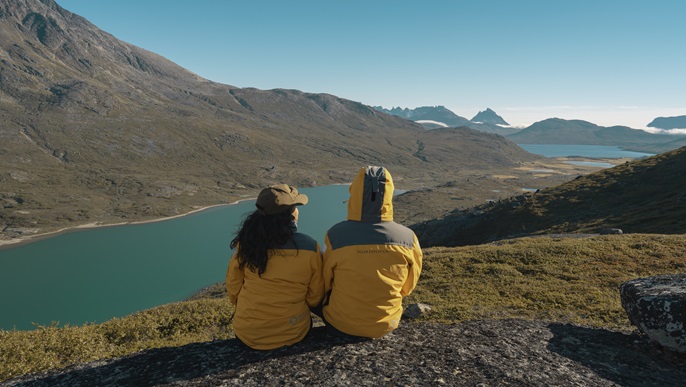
2, 233, 686, 381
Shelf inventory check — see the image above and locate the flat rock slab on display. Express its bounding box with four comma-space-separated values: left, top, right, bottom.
7, 319, 686, 386
620, 274, 686, 353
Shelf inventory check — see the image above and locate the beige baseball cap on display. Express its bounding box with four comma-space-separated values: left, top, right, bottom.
255, 184, 309, 215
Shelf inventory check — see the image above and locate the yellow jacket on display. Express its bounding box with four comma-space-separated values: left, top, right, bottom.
226, 231, 324, 350
323, 166, 422, 338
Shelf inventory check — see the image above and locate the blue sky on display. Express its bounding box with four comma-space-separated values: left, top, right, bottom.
56, 0, 686, 129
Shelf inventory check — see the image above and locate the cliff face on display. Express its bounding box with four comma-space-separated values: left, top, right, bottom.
8, 320, 686, 386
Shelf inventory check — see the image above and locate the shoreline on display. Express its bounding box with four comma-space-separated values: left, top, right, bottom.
0, 183, 357, 251
0, 161, 617, 251
0, 198, 257, 251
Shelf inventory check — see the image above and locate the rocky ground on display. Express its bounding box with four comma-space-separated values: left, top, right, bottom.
6, 319, 686, 386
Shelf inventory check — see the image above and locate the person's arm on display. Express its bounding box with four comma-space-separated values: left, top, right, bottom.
305, 243, 325, 307
401, 235, 423, 297
322, 234, 336, 303
225, 252, 244, 306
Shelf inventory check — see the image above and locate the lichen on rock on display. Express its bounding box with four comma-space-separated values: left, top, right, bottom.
620, 273, 686, 353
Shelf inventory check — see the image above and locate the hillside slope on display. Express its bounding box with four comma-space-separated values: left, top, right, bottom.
413, 146, 686, 247
4, 234, 686, 384
0, 0, 540, 241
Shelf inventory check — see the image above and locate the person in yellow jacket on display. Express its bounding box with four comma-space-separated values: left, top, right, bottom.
226, 184, 324, 350
321, 166, 423, 338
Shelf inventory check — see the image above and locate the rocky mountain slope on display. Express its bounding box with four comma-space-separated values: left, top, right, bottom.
413, 146, 686, 247
0, 0, 540, 242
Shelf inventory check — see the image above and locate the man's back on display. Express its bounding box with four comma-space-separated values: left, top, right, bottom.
322, 166, 422, 338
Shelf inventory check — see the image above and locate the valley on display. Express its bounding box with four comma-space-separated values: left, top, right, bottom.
0, 152, 622, 248
1, 0, 686, 383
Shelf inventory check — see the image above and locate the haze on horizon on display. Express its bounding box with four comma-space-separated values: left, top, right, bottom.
56, 0, 686, 130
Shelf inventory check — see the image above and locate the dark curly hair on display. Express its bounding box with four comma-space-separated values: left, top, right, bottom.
230, 208, 296, 276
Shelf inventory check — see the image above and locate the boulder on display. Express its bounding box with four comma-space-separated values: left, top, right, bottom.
599, 228, 623, 235
402, 303, 432, 319
620, 274, 686, 353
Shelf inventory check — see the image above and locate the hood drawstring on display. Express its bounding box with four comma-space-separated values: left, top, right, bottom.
369, 176, 381, 202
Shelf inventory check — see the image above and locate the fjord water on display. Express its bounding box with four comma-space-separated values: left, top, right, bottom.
518, 144, 654, 159
0, 185, 350, 331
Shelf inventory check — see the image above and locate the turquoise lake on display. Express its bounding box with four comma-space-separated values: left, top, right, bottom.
0, 144, 657, 331
0, 185, 350, 330
518, 144, 655, 159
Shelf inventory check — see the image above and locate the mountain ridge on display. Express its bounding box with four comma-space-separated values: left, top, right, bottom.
0, 0, 540, 242
648, 115, 686, 130
505, 118, 685, 151
374, 105, 520, 136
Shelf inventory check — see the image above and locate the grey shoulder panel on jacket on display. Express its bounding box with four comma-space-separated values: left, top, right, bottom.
280, 232, 319, 252
327, 221, 416, 250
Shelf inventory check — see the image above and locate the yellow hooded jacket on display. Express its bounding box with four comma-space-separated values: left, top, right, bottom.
322, 166, 423, 338
226, 231, 324, 350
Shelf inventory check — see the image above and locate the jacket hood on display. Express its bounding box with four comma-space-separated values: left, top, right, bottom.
347, 166, 394, 222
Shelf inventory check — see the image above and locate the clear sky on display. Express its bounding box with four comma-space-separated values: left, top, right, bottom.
56, 0, 686, 129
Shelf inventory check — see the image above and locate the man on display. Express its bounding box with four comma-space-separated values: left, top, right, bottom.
321, 166, 422, 338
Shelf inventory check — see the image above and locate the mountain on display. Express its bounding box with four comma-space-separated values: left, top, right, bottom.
374, 106, 473, 127
374, 106, 520, 136
412, 146, 686, 247
506, 118, 684, 149
0, 0, 540, 241
647, 115, 686, 130
471, 108, 509, 126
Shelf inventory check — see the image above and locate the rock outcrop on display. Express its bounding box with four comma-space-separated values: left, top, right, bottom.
7, 319, 686, 386
401, 303, 432, 319
620, 274, 686, 353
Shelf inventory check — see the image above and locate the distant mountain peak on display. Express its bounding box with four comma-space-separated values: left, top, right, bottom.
374, 105, 521, 136
471, 108, 509, 126
374, 105, 472, 128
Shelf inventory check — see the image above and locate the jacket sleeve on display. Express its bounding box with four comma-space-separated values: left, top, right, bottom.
400, 235, 423, 297
305, 243, 325, 307
322, 234, 336, 301
225, 251, 244, 306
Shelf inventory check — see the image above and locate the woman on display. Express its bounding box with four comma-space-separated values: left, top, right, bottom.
226, 184, 324, 350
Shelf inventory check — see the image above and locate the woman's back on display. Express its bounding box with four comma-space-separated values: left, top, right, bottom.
225, 184, 323, 350
227, 233, 322, 349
